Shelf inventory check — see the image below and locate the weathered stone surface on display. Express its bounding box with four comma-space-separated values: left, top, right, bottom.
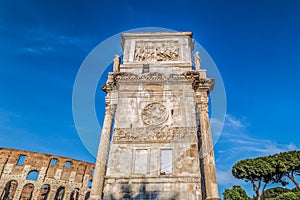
134, 40, 180, 62
91, 32, 220, 200
112, 127, 198, 143
121, 32, 194, 74
90, 104, 116, 200
0, 148, 94, 200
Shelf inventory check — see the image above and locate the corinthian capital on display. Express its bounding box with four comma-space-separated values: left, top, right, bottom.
102, 73, 117, 93
104, 103, 116, 116
183, 71, 215, 93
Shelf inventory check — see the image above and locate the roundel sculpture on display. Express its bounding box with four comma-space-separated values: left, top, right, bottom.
141, 102, 168, 126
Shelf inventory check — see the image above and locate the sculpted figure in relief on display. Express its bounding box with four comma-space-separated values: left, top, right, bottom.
134, 41, 179, 62
141, 103, 168, 126
194, 51, 201, 70
113, 55, 120, 72
113, 127, 197, 142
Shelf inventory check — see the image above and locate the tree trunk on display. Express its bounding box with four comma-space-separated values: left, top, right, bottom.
256, 191, 261, 200
288, 174, 300, 190
252, 181, 261, 200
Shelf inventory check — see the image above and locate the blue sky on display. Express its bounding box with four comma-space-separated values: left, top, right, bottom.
1, 0, 300, 197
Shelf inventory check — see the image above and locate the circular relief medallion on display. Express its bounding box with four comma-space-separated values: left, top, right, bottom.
142, 103, 168, 126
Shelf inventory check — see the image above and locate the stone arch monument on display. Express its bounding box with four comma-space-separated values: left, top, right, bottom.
90, 32, 220, 200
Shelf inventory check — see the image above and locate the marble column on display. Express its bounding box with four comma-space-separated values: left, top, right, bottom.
90, 101, 116, 200
196, 91, 220, 200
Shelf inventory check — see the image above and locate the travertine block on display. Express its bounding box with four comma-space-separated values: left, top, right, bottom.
0, 148, 94, 200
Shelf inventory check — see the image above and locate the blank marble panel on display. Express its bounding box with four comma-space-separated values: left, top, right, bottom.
133, 149, 149, 174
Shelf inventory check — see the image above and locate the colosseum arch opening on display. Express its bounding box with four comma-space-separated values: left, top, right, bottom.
70, 188, 79, 200
20, 183, 34, 200
54, 186, 65, 200
38, 184, 50, 200
0, 180, 18, 200
84, 191, 90, 200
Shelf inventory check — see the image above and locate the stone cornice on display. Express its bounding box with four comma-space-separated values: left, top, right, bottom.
102, 72, 188, 93
102, 71, 215, 93
183, 71, 215, 93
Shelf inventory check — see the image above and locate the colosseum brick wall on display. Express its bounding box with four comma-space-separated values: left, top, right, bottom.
0, 148, 94, 200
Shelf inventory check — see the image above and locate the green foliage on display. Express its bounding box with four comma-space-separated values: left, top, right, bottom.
223, 185, 251, 200
261, 187, 291, 199
268, 191, 300, 200
276, 151, 300, 174
231, 150, 300, 199
232, 156, 278, 200
232, 156, 277, 183
273, 151, 300, 190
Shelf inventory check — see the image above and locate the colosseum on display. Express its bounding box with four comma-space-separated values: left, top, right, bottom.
0, 148, 94, 200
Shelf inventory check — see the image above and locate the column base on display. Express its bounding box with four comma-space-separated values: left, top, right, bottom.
89, 195, 102, 200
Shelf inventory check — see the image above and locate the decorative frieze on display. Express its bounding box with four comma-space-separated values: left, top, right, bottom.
102, 72, 213, 92
114, 72, 187, 82
102, 72, 191, 92
112, 127, 198, 143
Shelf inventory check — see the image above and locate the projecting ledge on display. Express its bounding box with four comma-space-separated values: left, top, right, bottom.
121, 32, 193, 38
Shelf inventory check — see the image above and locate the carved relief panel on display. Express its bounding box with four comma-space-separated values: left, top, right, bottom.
112, 127, 197, 142
141, 103, 168, 126
134, 41, 179, 62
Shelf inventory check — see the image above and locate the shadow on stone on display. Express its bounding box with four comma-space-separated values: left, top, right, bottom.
104, 182, 177, 200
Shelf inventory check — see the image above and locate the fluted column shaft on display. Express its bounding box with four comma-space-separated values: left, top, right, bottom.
196, 91, 220, 200
90, 102, 115, 200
